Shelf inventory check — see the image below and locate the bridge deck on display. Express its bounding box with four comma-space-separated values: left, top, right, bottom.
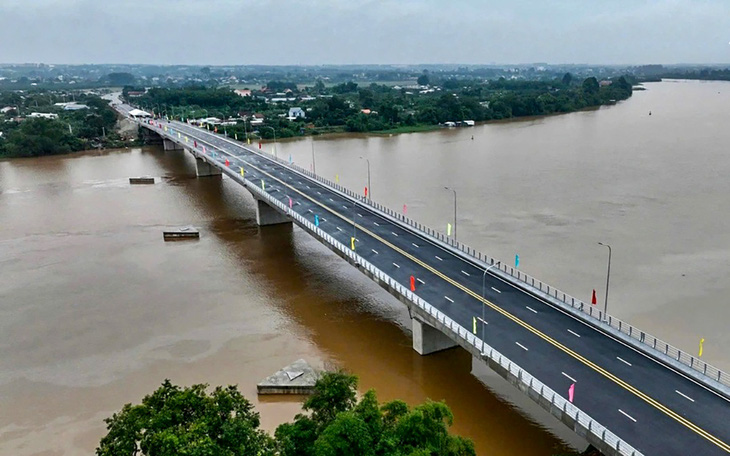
135, 115, 730, 456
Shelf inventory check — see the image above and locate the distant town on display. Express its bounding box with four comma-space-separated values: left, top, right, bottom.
1, 62, 727, 158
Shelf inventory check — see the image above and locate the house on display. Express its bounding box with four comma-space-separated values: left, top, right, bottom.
128, 109, 151, 119
250, 113, 265, 125
234, 89, 252, 97
360, 109, 372, 115
1, 106, 15, 114
28, 112, 59, 119
63, 103, 89, 111
599, 80, 612, 87
288, 107, 305, 119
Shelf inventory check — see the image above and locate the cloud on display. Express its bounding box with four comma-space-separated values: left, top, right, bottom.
0, 0, 728, 64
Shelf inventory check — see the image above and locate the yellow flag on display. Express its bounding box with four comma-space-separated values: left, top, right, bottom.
185, 136, 188, 142
351, 237, 355, 250
472, 316, 477, 334
164, 126, 168, 132
447, 223, 452, 236
235, 133, 238, 140
336, 174, 339, 183
699, 338, 705, 357
240, 167, 244, 177
177, 132, 181, 138
261, 180, 265, 190
247, 138, 251, 144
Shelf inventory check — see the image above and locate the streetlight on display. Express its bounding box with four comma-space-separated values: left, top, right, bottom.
444, 187, 457, 240
261, 126, 277, 158
481, 261, 501, 354
359, 156, 371, 200
598, 242, 612, 321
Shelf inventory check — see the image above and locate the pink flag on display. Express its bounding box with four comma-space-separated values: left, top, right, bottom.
202, 145, 206, 154
403, 204, 407, 214
288, 197, 293, 208
568, 383, 575, 403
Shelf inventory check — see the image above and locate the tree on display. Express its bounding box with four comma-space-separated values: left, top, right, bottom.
582, 77, 599, 94
561, 72, 573, 86
96, 380, 275, 456
106, 72, 136, 86
417, 73, 430, 86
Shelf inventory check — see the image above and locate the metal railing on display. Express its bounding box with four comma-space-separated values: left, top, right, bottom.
145, 119, 730, 392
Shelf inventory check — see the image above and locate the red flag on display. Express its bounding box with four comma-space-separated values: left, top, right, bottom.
214, 126, 218, 133
410, 275, 416, 291
258, 142, 262, 149
194, 141, 197, 148
403, 204, 407, 214
591, 289, 597, 305
225, 158, 230, 167
364, 186, 368, 198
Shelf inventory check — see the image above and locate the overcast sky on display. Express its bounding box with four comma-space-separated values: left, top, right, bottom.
1, 0, 729, 65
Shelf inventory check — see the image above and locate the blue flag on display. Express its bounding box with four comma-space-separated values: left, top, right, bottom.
515, 254, 520, 268
315, 215, 319, 227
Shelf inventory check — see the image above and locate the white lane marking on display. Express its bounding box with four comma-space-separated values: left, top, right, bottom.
329, 198, 333, 201
562, 372, 577, 383
392, 232, 399, 237
336, 227, 342, 231
618, 409, 637, 423
306, 185, 311, 188
491, 287, 501, 293
307, 209, 313, 213
567, 329, 582, 338
357, 213, 363, 217
393, 263, 400, 268
371, 249, 379, 254
317, 191, 321, 194
444, 296, 454, 303
675, 390, 695, 402
374, 222, 380, 226
412, 243, 419, 248
416, 278, 425, 285
295, 201, 301, 205
616, 356, 632, 367
321, 218, 327, 222
477, 317, 488, 325
343, 205, 348, 209
526, 306, 538, 314
435, 255, 443, 261
515, 342, 529, 351
461, 270, 470, 276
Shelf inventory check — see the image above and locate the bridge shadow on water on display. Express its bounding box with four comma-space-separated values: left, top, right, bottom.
145, 146, 583, 456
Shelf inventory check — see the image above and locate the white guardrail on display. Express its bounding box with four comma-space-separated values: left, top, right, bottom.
146, 119, 729, 393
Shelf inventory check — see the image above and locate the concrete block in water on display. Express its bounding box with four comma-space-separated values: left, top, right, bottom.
257, 359, 318, 395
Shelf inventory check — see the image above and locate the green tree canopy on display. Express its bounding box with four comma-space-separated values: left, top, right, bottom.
96, 380, 274, 456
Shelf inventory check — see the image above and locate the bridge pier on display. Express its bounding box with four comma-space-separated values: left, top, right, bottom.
163, 138, 183, 151
411, 317, 458, 355
255, 198, 291, 226
194, 156, 222, 178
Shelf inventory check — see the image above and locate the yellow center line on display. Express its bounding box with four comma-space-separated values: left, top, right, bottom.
236, 156, 729, 453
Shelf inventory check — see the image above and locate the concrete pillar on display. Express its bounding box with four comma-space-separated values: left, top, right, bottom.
255, 198, 292, 226
195, 157, 222, 177
412, 317, 457, 355
163, 138, 182, 150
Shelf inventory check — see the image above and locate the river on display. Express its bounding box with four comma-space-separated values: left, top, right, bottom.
1, 80, 728, 455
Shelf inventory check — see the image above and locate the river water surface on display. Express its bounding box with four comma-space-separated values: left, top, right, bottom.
1, 80, 729, 455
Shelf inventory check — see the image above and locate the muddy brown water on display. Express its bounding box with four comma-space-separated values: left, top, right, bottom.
1, 80, 729, 455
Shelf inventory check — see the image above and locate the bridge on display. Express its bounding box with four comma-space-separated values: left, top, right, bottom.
121, 104, 730, 456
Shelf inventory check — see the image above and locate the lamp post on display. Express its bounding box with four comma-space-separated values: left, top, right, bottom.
598, 242, 612, 321
481, 261, 501, 354
359, 156, 371, 200
444, 187, 457, 240
261, 126, 277, 158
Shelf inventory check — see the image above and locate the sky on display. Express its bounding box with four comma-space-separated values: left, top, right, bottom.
1, 0, 729, 65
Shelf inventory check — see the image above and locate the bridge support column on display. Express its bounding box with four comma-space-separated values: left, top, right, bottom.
163, 138, 183, 150
412, 317, 457, 355
255, 198, 291, 226
195, 157, 222, 177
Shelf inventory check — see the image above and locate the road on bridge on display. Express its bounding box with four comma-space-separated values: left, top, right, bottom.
136, 115, 730, 456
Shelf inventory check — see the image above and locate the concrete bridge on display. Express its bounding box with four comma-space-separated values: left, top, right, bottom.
124, 107, 730, 456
